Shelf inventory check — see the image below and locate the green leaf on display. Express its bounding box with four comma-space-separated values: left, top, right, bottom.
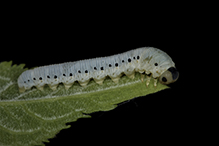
0, 61, 168, 146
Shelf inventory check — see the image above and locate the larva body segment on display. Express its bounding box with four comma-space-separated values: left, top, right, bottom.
18, 47, 179, 93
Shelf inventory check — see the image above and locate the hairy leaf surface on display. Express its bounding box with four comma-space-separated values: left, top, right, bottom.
0, 61, 168, 146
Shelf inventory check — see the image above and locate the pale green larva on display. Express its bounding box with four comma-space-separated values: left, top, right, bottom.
17, 47, 179, 93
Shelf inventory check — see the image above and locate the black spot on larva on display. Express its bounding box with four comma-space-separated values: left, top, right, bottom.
133, 57, 136, 59
137, 56, 140, 59
115, 63, 118, 67
85, 70, 88, 73
78, 70, 81, 73
122, 60, 124, 63
39, 77, 42, 80
33, 78, 36, 80
54, 75, 57, 79
168, 67, 179, 80
94, 67, 97, 70
63, 74, 66, 76
47, 76, 50, 78
101, 67, 104, 70
128, 58, 131, 62
28, 80, 30, 82
70, 73, 73, 76
109, 64, 112, 67
162, 77, 167, 82
155, 63, 158, 66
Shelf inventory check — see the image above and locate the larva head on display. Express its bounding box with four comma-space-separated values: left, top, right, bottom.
141, 47, 179, 85
159, 67, 179, 85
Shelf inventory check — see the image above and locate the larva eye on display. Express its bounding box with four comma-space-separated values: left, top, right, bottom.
137, 56, 140, 60
133, 57, 136, 59
39, 77, 42, 80
109, 64, 112, 67
47, 75, 50, 78
85, 70, 88, 73
94, 67, 97, 70
78, 70, 81, 73
54, 75, 57, 79
69, 73, 73, 76
162, 77, 167, 82
115, 63, 118, 67
154, 63, 158, 66
100, 67, 104, 70
122, 60, 125, 63
159, 67, 179, 85
33, 78, 36, 80
63, 74, 66, 76
128, 58, 131, 62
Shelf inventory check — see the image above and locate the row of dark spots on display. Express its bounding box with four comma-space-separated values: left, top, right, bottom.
24, 73, 74, 83
29, 75, 58, 82
24, 56, 141, 83
76, 56, 139, 73
92, 56, 140, 71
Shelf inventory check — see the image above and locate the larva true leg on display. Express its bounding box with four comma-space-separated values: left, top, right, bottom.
153, 78, 157, 87
146, 75, 151, 87
141, 73, 145, 82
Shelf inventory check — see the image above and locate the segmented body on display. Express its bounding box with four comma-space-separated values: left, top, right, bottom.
18, 47, 175, 92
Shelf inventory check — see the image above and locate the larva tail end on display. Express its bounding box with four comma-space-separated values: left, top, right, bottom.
19, 87, 25, 93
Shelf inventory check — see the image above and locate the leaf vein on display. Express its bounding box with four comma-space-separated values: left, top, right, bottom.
13, 89, 37, 100
0, 81, 15, 94
0, 75, 11, 81
25, 105, 75, 120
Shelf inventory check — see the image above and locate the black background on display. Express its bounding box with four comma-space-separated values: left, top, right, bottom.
0, 6, 196, 146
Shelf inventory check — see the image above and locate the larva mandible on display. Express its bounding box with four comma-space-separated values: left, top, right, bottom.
18, 47, 179, 93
